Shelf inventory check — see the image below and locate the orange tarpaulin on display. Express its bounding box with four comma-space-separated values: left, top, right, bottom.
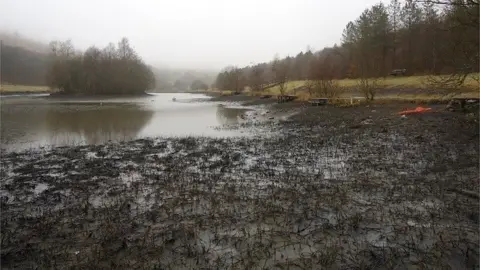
398, 106, 432, 115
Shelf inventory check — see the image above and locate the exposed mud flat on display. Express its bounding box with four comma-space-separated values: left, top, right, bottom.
1, 103, 479, 269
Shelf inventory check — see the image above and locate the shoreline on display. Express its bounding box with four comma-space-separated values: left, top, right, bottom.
47, 91, 153, 99
0, 91, 155, 98
0, 91, 52, 96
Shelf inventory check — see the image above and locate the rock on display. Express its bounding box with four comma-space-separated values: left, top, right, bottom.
360, 119, 374, 125
409, 255, 421, 264
407, 220, 416, 227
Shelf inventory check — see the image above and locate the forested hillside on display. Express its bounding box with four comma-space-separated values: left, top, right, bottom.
0, 31, 49, 53
1, 37, 50, 86
215, 0, 479, 92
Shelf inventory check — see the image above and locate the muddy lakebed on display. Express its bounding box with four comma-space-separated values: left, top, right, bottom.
1, 94, 479, 269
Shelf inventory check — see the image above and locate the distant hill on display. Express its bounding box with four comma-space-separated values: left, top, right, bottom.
0, 31, 217, 89
1, 43, 51, 86
0, 31, 49, 53
0, 31, 50, 86
150, 67, 217, 92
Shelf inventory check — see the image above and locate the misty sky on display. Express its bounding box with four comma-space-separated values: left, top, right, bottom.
1, 0, 384, 70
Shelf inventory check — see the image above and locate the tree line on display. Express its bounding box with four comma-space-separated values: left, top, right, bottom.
214, 0, 479, 93
46, 38, 155, 95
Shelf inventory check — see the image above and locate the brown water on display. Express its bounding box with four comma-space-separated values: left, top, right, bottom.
0, 93, 250, 152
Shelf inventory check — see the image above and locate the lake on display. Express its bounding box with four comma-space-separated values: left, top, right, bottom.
0, 93, 251, 152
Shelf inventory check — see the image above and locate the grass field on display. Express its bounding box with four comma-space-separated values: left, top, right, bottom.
0, 84, 50, 93
337, 74, 479, 89
261, 74, 479, 95
217, 74, 479, 102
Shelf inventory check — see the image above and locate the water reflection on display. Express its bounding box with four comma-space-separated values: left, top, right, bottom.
44, 104, 154, 145
216, 104, 248, 125
0, 94, 253, 152
0, 102, 46, 146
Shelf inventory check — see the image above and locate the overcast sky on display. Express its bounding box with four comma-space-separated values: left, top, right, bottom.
1, 0, 384, 70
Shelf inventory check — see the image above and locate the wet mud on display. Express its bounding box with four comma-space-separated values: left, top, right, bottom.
1, 102, 479, 269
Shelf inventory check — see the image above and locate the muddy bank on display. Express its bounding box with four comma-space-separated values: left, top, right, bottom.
0, 91, 151, 99
48, 92, 152, 99
0, 91, 51, 97
1, 104, 479, 269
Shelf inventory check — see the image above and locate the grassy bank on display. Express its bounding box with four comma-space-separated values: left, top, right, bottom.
210, 74, 480, 102
0, 84, 51, 94
336, 74, 479, 89
265, 75, 479, 94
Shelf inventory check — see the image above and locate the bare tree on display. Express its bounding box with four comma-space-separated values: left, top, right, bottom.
272, 56, 290, 95
231, 67, 243, 93
248, 64, 266, 92
308, 55, 342, 98
415, 0, 479, 91
389, 0, 402, 69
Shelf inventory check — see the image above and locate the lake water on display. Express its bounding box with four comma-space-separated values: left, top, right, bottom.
0, 93, 251, 152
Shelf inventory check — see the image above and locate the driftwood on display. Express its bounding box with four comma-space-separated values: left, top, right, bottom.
309, 98, 328, 106
446, 98, 480, 111
277, 95, 296, 103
